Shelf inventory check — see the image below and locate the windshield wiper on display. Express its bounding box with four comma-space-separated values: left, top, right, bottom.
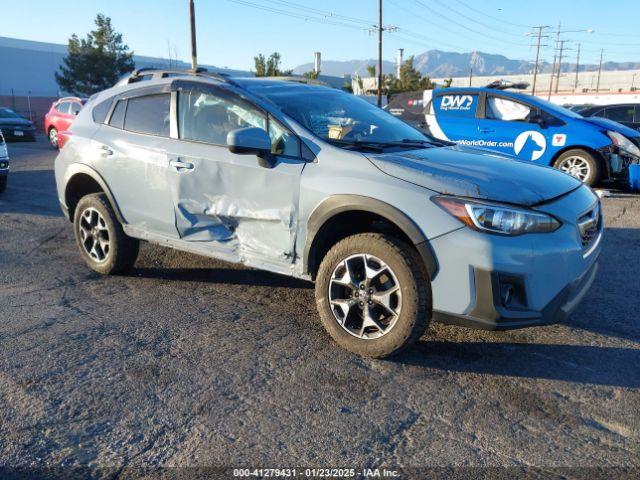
326, 138, 432, 152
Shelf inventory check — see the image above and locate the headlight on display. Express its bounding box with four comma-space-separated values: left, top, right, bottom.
433, 196, 561, 235
607, 131, 640, 157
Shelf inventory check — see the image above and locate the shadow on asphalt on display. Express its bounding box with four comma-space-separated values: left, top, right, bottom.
396, 340, 640, 388
131, 267, 314, 289
0, 170, 62, 217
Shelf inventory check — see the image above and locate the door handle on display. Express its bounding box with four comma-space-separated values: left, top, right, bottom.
479, 127, 495, 133
99, 145, 114, 157
169, 159, 194, 171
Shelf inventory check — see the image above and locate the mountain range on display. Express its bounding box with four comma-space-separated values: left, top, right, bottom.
293, 50, 640, 78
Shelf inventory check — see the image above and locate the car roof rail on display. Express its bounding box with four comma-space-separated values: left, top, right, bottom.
115, 67, 241, 88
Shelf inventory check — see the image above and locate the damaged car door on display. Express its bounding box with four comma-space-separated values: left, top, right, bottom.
170, 84, 305, 269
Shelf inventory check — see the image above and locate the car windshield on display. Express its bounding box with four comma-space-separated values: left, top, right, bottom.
259, 88, 435, 147
0, 108, 21, 119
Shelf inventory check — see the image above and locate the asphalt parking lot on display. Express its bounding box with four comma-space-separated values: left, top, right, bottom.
0, 137, 639, 479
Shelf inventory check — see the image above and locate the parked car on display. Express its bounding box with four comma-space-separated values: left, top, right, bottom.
575, 103, 640, 132
0, 107, 36, 141
55, 69, 602, 358
385, 90, 429, 132
44, 97, 87, 148
0, 132, 8, 193
424, 87, 640, 186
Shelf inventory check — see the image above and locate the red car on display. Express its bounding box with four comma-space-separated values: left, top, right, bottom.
44, 97, 86, 148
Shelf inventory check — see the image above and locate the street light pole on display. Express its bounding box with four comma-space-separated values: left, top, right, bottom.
596, 49, 604, 93
555, 39, 567, 93
377, 0, 383, 107
189, 0, 198, 70
574, 43, 581, 91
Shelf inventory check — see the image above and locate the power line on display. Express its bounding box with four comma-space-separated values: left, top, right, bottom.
223, 0, 368, 31
450, 0, 532, 28
407, 0, 530, 46
430, 0, 526, 37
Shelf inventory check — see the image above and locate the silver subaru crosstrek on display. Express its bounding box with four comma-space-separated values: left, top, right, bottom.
55, 69, 602, 357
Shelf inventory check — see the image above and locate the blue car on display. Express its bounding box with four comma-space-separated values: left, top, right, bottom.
425, 87, 640, 186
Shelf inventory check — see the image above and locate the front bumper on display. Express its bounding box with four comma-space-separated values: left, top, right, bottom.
433, 257, 599, 330
428, 185, 602, 330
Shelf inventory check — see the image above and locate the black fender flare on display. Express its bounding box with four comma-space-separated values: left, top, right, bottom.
303, 195, 438, 279
63, 163, 126, 224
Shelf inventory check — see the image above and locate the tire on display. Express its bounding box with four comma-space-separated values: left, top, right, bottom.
553, 149, 600, 186
0, 176, 6, 194
48, 127, 58, 148
315, 233, 431, 358
73, 193, 139, 275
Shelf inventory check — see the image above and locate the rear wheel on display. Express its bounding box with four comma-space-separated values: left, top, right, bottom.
48, 127, 58, 148
0, 176, 6, 193
315, 233, 431, 358
73, 193, 139, 275
553, 149, 600, 186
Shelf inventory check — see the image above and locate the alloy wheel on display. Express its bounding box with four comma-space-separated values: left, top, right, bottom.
558, 155, 591, 182
78, 207, 110, 263
49, 128, 58, 147
328, 253, 402, 339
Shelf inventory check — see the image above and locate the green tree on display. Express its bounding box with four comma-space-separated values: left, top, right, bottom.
56, 14, 134, 96
253, 52, 291, 77
397, 56, 422, 91
303, 70, 320, 80
442, 78, 453, 88
366, 64, 376, 77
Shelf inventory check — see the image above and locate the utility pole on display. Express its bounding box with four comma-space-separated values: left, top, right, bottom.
596, 49, 604, 93
189, 0, 198, 70
469, 67, 473, 87
529, 26, 548, 96
547, 22, 561, 100
377, 0, 383, 107
574, 43, 581, 91
555, 39, 566, 93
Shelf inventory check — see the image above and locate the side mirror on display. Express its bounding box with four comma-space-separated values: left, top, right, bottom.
227, 127, 274, 168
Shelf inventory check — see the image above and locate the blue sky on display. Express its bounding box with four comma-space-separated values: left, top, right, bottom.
1, 0, 639, 70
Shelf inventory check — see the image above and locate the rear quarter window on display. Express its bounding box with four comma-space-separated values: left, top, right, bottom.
92, 99, 112, 124
433, 94, 478, 118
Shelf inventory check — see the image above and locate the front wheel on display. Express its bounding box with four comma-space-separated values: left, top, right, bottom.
315, 233, 431, 358
553, 149, 600, 186
48, 127, 59, 148
73, 193, 139, 275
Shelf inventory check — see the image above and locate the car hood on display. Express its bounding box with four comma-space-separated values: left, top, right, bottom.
367, 145, 582, 206
0, 117, 33, 127
581, 116, 640, 138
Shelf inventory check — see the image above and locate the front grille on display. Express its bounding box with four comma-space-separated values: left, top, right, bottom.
578, 203, 602, 249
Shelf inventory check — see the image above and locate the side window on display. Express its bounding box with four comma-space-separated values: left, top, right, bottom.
109, 100, 127, 129
55, 102, 70, 114
635, 106, 640, 123
486, 96, 531, 122
605, 106, 634, 123
433, 94, 477, 118
70, 102, 83, 115
178, 89, 266, 145
268, 116, 300, 156
92, 99, 112, 124
123, 94, 171, 137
